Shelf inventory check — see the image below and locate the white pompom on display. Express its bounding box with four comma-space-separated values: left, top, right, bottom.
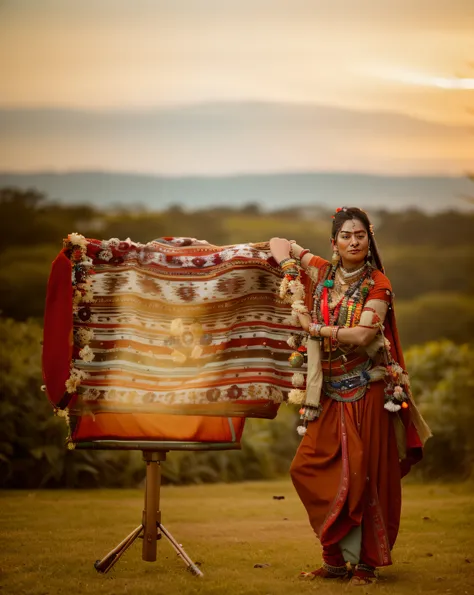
296, 425, 307, 436
287, 335, 298, 349
384, 401, 401, 412
288, 389, 306, 404
291, 372, 305, 387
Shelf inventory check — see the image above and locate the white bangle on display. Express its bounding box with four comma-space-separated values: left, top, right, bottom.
309, 323, 324, 337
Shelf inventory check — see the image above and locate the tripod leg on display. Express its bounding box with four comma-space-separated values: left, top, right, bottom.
94, 524, 143, 574
159, 523, 204, 577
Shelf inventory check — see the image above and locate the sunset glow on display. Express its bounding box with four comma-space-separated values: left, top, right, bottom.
0, 0, 473, 176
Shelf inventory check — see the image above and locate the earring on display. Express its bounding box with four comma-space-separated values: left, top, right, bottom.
368, 249, 372, 258
331, 249, 340, 266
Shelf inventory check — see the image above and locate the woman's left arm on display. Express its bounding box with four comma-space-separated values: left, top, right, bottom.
296, 299, 389, 346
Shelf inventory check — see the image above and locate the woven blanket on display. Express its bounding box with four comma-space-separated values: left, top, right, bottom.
43, 235, 299, 425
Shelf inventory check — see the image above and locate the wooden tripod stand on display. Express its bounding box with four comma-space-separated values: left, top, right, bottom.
94, 451, 203, 577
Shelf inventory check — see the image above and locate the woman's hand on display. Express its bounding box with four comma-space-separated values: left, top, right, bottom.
269, 237, 291, 264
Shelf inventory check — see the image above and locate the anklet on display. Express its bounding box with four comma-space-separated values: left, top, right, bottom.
322, 561, 348, 576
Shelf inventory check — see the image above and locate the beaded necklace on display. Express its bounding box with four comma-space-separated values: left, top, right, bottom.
312, 262, 373, 329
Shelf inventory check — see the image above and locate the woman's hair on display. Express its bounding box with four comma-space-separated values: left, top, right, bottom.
331, 207, 384, 272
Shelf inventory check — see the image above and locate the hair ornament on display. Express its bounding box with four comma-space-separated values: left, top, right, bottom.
331, 206, 347, 220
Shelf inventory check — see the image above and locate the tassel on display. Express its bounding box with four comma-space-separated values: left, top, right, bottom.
384, 401, 401, 412
288, 388, 306, 404
296, 425, 307, 436
291, 372, 305, 387
287, 335, 299, 349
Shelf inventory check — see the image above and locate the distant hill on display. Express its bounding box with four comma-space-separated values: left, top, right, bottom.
0, 170, 472, 212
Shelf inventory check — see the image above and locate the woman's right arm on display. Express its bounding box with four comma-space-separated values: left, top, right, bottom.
269, 237, 312, 329
269, 237, 314, 269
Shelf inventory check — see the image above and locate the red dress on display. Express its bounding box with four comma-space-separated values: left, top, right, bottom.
290, 256, 425, 567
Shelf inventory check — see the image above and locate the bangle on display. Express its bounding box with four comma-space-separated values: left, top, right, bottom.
291, 246, 310, 267
309, 323, 325, 340
315, 324, 323, 337
335, 326, 342, 340
329, 325, 339, 349
279, 257, 296, 267
309, 323, 323, 339
300, 248, 310, 260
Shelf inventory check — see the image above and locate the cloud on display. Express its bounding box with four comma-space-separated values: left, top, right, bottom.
0, 102, 471, 175
1, 0, 473, 118
1, 1, 472, 176
5, 0, 473, 28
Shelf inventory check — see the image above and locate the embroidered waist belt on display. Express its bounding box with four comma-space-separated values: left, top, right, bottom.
323, 363, 386, 402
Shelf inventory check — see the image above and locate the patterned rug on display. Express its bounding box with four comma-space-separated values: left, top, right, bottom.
43, 235, 300, 431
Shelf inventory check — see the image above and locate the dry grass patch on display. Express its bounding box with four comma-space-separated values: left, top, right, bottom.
0, 481, 473, 595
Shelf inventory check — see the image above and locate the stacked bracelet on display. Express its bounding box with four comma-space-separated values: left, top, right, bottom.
330, 325, 342, 349
280, 257, 299, 279
279, 257, 296, 267
291, 246, 310, 268
309, 323, 325, 340
309, 323, 323, 336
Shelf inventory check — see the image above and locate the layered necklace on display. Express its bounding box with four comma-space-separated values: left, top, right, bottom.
313, 261, 373, 329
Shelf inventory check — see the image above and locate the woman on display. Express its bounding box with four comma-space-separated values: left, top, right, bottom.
270, 207, 430, 586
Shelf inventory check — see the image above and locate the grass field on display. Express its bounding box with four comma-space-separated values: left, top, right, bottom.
1, 480, 473, 595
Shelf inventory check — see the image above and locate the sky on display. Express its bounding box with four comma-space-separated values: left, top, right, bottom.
0, 0, 473, 176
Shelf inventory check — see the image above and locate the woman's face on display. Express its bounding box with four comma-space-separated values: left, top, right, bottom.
334, 218, 369, 268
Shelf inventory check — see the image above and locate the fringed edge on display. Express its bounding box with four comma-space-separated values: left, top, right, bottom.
59, 232, 97, 440
64, 232, 95, 400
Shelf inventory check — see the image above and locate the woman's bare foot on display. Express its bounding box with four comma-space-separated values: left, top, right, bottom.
300, 562, 349, 580
350, 563, 377, 586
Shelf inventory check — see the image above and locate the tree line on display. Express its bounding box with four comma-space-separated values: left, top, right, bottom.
0, 187, 473, 487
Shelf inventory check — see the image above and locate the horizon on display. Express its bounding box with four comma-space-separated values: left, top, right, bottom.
2, 169, 472, 213
0, 167, 469, 180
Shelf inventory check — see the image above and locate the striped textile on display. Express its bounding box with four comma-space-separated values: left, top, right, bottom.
47, 236, 301, 422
